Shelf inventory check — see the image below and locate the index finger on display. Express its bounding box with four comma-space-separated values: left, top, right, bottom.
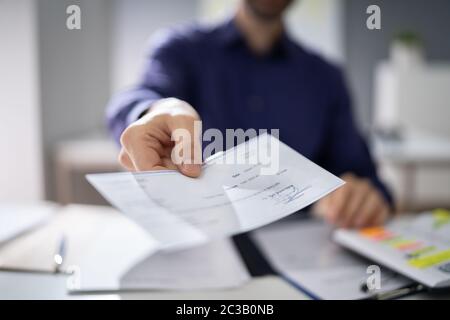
168, 116, 202, 177
121, 127, 163, 171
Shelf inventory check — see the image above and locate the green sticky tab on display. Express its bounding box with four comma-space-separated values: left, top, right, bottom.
408, 249, 450, 269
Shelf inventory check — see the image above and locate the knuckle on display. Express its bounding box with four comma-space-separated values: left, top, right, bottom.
171, 111, 196, 122
120, 125, 145, 147
118, 149, 128, 165
120, 127, 135, 147
152, 113, 169, 124
360, 178, 371, 189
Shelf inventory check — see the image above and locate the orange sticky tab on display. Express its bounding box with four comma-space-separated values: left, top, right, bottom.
396, 241, 423, 251
360, 227, 385, 236
360, 227, 393, 240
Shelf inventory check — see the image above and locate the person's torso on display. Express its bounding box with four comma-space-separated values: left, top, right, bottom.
180, 23, 337, 162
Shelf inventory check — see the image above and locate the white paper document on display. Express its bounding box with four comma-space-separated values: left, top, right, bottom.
87, 134, 344, 249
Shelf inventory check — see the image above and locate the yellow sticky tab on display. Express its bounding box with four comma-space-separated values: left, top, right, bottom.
408, 249, 450, 269
386, 237, 411, 247
433, 209, 450, 229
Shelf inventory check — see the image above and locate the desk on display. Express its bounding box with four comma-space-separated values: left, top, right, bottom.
0, 204, 306, 300
1, 270, 449, 300
0, 204, 449, 300
0, 272, 305, 300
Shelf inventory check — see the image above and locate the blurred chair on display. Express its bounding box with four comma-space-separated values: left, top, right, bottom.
54, 137, 122, 205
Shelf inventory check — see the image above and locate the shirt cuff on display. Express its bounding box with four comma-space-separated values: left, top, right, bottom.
126, 99, 157, 126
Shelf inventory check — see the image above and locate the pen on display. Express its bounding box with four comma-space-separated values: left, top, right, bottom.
362, 283, 426, 300
0, 236, 69, 275
53, 235, 66, 274
0, 266, 62, 275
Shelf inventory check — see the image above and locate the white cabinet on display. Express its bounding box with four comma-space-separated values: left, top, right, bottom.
374, 62, 450, 137
373, 63, 450, 210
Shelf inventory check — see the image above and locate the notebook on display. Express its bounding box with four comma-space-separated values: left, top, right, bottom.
0, 203, 56, 246
252, 216, 412, 299
334, 209, 450, 289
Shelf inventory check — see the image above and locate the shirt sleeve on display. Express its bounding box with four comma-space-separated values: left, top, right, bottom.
106, 30, 192, 144
319, 68, 394, 207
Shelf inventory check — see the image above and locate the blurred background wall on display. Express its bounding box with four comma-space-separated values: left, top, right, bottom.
1, 0, 449, 210
37, 0, 112, 200
111, 0, 198, 91
0, 0, 43, 202
344, 0, 450, 130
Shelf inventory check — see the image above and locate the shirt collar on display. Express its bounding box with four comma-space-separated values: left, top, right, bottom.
217, 17, 296, 59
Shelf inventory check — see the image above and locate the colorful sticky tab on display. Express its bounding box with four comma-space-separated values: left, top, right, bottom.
432, 209, 450, 229
408, 249, 450, 269
385, 237, 411, 247
395, 241, 423, 251
360, 227, 394, 241
407, 246, 436, 259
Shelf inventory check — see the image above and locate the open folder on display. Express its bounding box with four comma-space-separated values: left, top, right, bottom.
0, 203, 57, 246
87, 133, 344, 251
252, 217, 412, 300
70, 237, 250, 293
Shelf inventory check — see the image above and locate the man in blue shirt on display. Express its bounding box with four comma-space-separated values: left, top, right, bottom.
107, 0, 392, 228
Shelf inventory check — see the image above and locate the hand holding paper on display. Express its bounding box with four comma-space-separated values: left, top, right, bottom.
87, 134, 344, 250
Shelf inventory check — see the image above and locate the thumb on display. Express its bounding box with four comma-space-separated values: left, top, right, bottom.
169, 116, 202, 178
180, 162, 202, 178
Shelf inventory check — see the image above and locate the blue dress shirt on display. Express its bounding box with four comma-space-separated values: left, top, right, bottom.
106, 19, 392, 204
